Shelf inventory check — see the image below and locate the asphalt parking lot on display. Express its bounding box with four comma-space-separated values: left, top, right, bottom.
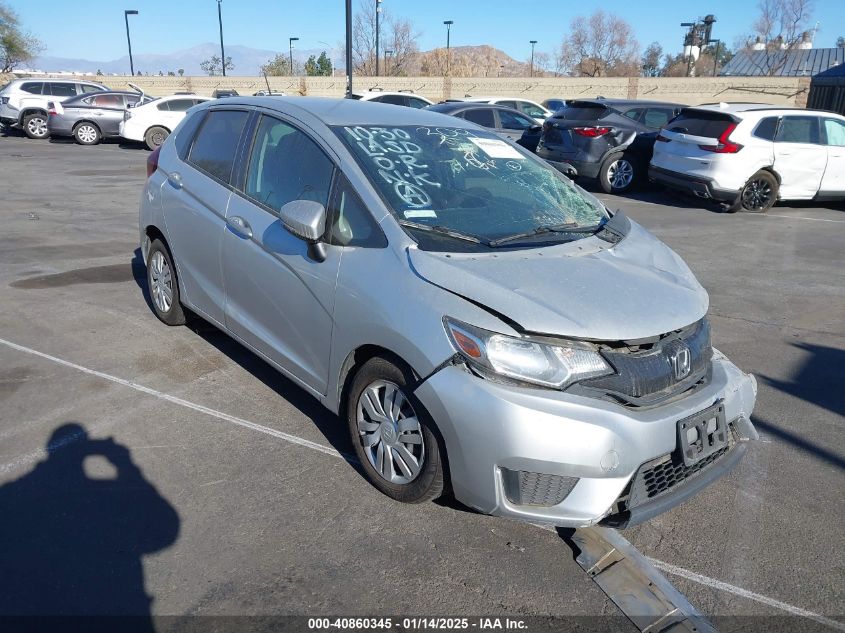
0, 131, 843, 631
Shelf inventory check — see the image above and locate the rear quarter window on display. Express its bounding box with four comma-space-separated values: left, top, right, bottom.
174, 110, 208, 160
554, 104, 609, 121
752, 117, 779, 141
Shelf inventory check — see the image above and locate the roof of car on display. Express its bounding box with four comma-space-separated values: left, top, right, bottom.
354, 90, 430, 99
567, 98, 682, 108
196, 96, 477, 128
684, 102, 797, 114
462, 96, 537, 102
427, 102, 529, 114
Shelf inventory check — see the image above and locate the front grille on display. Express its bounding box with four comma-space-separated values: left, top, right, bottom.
580, 318, 712, 406
628, 446, 729, 508
501, 469, 579, 507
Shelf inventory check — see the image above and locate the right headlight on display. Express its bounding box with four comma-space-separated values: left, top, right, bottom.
443, 317, 612, 389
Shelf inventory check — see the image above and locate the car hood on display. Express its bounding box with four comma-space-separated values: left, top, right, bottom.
407, 221, 708, 341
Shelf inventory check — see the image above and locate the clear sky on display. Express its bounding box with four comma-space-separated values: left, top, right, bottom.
11, 0, 845, 63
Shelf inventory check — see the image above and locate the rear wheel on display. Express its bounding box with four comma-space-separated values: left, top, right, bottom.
146, 239, 186, 326
74, 122, 101, 145
347, 357, 445, 504
599, 153, 638, 194
144, 126, 169, 151
23, 113, 49, 139
730, 171, 779, 213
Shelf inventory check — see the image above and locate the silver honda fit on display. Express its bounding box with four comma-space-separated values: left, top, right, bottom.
139, 97, 757, 528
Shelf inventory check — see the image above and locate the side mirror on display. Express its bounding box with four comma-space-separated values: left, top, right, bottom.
279, 200, 328, 262
529, 125, 542, 133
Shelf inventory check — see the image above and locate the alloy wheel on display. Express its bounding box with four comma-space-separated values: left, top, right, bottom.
27, 116, 47, 138
149, 251, 173, 313
77, 124, 97, 144
741, 178, 774, 211
607, 159, 634, 190
356, 380, 425, 484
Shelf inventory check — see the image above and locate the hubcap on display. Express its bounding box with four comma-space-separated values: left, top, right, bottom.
149, 251, 173, 313
27, 117, 47, 137
356, 380, 425, 484
77, 125, 97, 143
151, 131, 165, 146
607, 159, 634, 189
742, 178, 773, 210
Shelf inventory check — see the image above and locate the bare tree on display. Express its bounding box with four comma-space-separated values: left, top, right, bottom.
353, 0, 419, 76
641, 42, 663, 77
743, 0, 814, 75
199, 55, 234, 76
0, 2, 43, 73
837, 35, 844, 48
557, 10, 640, 77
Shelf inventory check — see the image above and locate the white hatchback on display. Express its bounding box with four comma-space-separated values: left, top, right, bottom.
649, 103, 845, 212
119, 94, 212, 150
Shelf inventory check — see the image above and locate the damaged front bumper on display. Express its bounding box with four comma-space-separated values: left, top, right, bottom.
413, 352, 757, 528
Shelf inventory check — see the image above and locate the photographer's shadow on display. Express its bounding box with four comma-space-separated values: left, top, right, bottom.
0, 423, 179, 628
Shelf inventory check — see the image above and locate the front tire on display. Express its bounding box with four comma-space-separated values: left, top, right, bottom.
347, 357, 445, 504
23, 113, 49, 139
144, 126, 169, 151
74, 122, 101, 145
598, 153, 638, 194
146, 239, 186, 326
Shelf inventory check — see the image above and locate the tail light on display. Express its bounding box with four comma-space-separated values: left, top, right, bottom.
0, 96, 9, 105
573, 126, 612, 137
699, 123, 743, 153
146, 146, 161, 178
123, 110, 132, 121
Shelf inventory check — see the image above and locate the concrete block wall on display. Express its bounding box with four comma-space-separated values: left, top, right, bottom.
1, 73, 808, 107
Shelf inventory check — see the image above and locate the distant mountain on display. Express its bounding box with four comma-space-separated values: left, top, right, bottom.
29, 43, 327, 75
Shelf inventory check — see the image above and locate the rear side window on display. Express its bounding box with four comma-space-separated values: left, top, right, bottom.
775, 116, 819, 144
497, 100, 517, 109
174, 110, 207, 160
497, 109, 534, 130
555, 104, 608, 121
48, 83, 77, 97
667, 111, 734, 138
518, 102, 547, 118
79, 84, 103, 94
753, 117, 779, 141
378, 94, 406, 106
407, 97, 430, 109
90, 94, 124, 108
643, 108, 675, 129
462, 108, 495, 128
244, 115, 334, 212
167, 99, 198, 112
188, 110, 250, 184
327, 174, 386, 248
20, 82, 44, 95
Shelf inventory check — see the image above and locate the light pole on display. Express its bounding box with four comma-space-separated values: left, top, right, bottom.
375, 0, 383, 76
289, 37, 299, 76
385, 49, 393, 76
124, 10, 138, 76
529, 40, 537, 77
708, 38, 721, 76
217, 0, 226, 76
345, 0, 352, 96
443, 20, 453, 76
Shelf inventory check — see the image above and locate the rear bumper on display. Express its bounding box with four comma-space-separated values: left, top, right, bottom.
46, 116, 74, 137
649, 165, 739, 204
537, 152, 600, 178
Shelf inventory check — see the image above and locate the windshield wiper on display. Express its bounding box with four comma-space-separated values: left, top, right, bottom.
398, 220, 489, 245
488, 221, 597, 247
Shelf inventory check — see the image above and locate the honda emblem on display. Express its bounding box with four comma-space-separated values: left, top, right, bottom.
670, 345, 692, 380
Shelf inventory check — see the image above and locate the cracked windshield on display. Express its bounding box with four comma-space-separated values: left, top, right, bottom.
336, 125, 607, 247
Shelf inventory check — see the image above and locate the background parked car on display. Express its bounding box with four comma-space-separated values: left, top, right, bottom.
0, 78, 108, 139
119, 94, 211, 150
47, 91, 153, 145
650, 103, 845, 212
461, 97, 553, 124
426, 102, 544, 153
212, 88, 239, 98
348, 89, 433, 108
542, 98, 567, 112
537, 99, 682, 193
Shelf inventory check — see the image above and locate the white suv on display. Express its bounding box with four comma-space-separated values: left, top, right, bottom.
649, 103, 845, 212
119, 94, 211, 150
0, 78, 108, 139
349, 89, 433, 109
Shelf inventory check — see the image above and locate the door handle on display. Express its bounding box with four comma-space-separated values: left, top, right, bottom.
167, 172, 182, 189
226, 215, 253, 239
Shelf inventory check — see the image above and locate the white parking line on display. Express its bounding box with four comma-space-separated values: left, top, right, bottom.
0, 336, 839, 627
765, 214, 845, 224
